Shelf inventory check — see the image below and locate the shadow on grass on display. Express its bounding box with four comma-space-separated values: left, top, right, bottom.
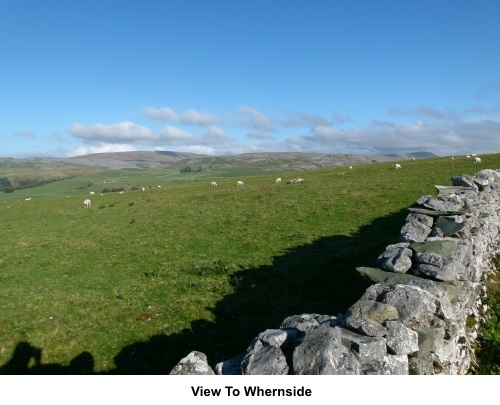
0, 208, 409, 375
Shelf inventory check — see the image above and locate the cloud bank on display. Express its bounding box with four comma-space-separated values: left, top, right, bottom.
65, 105, 500, 157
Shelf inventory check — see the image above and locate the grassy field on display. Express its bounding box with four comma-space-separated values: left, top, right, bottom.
1, 154, 499, 374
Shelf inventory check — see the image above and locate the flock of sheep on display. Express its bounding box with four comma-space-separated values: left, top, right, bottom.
82, 155, 483, 208
83, 177, 302, 208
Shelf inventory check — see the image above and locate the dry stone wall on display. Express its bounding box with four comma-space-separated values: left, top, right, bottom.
170, 169, 500, 375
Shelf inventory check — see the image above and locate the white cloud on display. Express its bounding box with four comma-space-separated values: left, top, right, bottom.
203, 126, 232, 143
144, 107, 219, 126
246, 131, 273, 140
68, 122, 156, 143
235, 105, 275, 131
157, 126, 195, 144
284, 116, 500, 156
67, 143, 138, 157
63, 107, 500, 158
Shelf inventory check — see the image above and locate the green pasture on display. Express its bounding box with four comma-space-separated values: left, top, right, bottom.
1, 154, 499, 374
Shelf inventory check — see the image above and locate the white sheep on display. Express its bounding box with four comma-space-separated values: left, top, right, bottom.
236, 181, 244, 186
275, 178, 282, 184
89, 191, 95, 195
141, 187, 146, 191
349, 166, 353, 169
474, 157, 482, 164
287, 178, 304, 184
83, 199, 91, 208
211, 181, 218, 187
394, 164, 402, 169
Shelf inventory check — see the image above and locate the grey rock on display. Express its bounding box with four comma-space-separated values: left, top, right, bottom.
361, 354, 409, 375
416, 195, 465, 212
414, 251, 444, 267
292, 326, 360, 375
257, 329, 289, 348
346, 299, 400, 324
413, 263, 457, 282
382, 284, 437, 328
340, 328, 387, 365
442, 260, 467, 281
280, 314, 320, 332
241, 338, 288, 375
170, 351, 215, 375
400, 218, 433, 243
344, 316, 387, 337
410, 239, 458, 258
451, 175, 477, 189
385, 321, 419, 355
434, 215, 466, 236
473, 178, 489, 190
376, 244, 413, 273
435, 185, 476, 195
356, 266, 432, 286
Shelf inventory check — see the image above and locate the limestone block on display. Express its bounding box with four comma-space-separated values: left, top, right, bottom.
281, 314, 320, 332
292, 326, 360, 375
414, 251, 444, 267
340, 328, 387, 365
376, 243, 413, 273
361, 354, 409, 375
434, 215, 466, 236
412, 263, 457, 282
257, 329, 289, 348
382, 284, 437, 329
241, 338, 288, 375
346, 299, 400, 324
170, 351, 215, 375
344, 316, 387, 337
385, 321, 419, 355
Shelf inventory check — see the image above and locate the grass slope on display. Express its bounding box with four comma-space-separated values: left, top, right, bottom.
0, 154, 499, 374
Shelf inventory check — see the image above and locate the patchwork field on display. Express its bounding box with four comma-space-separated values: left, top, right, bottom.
1, 153, 499, 374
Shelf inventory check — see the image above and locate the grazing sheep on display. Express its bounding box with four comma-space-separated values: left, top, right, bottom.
275, 178, 282, 184
83, 199, 91, 208
25, 198, 31, 201
394, 164, 402, 169
451, 157, 454, 160
466, 155, 471, 158
287, 178, 304, 184
349, 166, 353, 169
119, 191, 124, 194
474, 157, 482, 164
236, 181, 244, 186
211, 181, 218, 187
89, 191, 95, 195
141, 187, 146, 191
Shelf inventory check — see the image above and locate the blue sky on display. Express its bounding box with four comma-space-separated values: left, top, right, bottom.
1, 0, 499, 158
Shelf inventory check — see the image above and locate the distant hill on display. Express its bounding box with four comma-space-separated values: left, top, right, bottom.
0, 151, 438, 188
383, 151, 437, 159
45, 150, 437, 170
61, 150, 203, 169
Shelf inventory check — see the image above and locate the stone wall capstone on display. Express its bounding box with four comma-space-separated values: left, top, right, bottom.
170, 169, 500, 375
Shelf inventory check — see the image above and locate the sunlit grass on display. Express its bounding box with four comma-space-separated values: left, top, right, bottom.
1, 154, 499, 373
